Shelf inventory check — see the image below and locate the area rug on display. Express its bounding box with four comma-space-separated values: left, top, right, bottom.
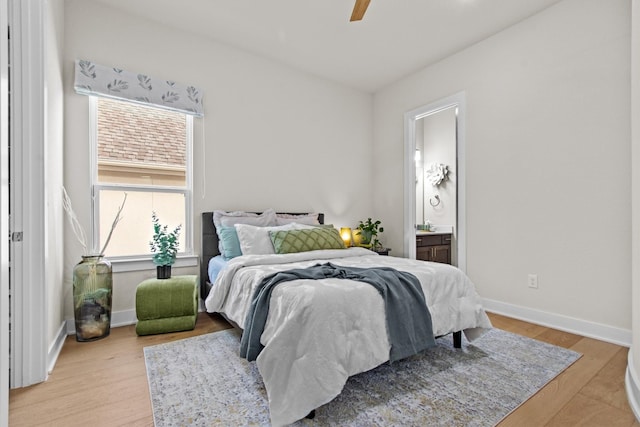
144, 328, 580, 426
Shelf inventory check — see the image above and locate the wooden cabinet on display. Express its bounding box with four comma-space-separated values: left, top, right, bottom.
416, 233, 451, 264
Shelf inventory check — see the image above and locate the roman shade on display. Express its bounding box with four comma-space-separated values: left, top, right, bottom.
73, 59, 203, 117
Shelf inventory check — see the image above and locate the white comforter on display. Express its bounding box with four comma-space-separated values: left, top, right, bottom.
205, 247, 492, 426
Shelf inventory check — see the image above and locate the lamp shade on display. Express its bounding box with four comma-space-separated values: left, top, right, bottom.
340, 227, 352, 247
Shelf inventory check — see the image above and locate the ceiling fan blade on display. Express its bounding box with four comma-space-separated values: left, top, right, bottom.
350, 0, 371, 22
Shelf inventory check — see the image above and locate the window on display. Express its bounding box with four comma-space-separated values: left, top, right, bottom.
91, 97, 192, 258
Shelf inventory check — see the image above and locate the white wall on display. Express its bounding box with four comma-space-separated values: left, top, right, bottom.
44, 0, 65, 358
63, 1, 373, 320
374, 0, 631, 333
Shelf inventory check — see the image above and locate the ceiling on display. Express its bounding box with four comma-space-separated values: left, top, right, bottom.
90, 0, 564, 93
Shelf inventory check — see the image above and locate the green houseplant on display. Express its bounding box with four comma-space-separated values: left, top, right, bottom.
149, 212, 182, 279
355, 218, 384, 250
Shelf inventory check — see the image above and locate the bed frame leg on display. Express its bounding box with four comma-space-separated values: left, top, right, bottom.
305, 410, 316, 419
453, 331, 462, 348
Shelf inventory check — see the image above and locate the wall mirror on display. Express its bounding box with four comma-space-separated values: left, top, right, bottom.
403, 92, 466, 271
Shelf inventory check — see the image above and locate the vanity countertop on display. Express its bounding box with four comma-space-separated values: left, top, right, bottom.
416, 225, 453, 236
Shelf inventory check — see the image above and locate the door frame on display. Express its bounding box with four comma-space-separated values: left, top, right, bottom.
403, 92, 466, 271
9, 0, 47, 388
1, 0, 10, 423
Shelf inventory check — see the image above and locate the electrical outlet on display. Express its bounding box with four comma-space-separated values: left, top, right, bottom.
528, 274, 538, 289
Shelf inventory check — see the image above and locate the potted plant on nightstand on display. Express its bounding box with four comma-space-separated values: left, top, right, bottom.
150, 212, 182, 279
355, 218, 385, 250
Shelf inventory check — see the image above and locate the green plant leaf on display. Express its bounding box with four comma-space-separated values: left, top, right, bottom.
149, 211, 181, 266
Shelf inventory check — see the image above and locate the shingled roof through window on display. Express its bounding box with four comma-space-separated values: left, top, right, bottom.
97, 98, 186, 167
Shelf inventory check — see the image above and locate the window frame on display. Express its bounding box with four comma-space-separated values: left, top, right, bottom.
88, 96, 194, 265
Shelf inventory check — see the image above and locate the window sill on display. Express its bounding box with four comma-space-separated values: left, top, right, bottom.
109, 254, 198, 273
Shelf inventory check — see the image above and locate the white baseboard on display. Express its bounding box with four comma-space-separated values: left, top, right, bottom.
482, 298, 631, 347
111, 309, 138, 328
46, 321, 67, 376
626, 349, 640, 422
65, 309, 138, 335
64, 300, 629, 346
64, 305, 207, 336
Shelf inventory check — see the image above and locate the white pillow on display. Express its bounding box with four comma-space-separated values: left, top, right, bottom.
214, 208, 277, 228
235, 223, 297, 255
275, 213, 320, 226
213, 209, 277, 253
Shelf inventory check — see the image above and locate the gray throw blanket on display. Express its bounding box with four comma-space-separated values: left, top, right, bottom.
240, 262, 436, 362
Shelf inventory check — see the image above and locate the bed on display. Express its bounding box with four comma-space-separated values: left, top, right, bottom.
201, 210, 492, 426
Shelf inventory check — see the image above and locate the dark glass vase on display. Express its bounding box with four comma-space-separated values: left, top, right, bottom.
157, 265, 171, 279
73, 255, 112, 342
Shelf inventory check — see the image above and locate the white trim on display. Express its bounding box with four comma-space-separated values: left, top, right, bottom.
631, 1, 640, 424
47, 321, 67, 374
89, 97, 194, 257
185, 114, 194, 255
8, 0, 25, 387
626, 349, 640, 422
0, 0, 10, 422
483, 298, 632, 347
65, 309, 138, 335
403, 92, 466, 271
67, 299, 633, 347
89, 95, 98, 245
111, 310, 137, 328
10, 0, 47, 388
456, 99, 466, 272
403, 109, 417, 259
109, 254, 197, 273
64, 303, 206, 336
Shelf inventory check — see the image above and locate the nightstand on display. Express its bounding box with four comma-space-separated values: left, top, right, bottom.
135, 274, 198, 336
373, 248, 391, 256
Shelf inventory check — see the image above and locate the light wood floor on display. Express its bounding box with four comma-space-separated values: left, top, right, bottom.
8, 312, 640, 426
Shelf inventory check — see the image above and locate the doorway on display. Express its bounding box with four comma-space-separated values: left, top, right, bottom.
403, 92, 466, 271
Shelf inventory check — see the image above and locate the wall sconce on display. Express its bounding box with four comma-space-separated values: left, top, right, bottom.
340, 227, 352, 247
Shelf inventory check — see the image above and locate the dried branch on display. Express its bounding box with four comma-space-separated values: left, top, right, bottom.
99, 192, 128, 256
63, 187, 128, 257
62, 186, 87, 254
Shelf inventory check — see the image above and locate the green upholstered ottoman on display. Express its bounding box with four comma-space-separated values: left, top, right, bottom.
135, 275, 198, 336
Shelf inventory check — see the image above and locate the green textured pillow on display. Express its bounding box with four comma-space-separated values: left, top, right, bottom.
270, 227, 346, 254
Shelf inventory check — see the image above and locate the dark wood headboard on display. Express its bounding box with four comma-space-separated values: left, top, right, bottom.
200, 212, 324, 299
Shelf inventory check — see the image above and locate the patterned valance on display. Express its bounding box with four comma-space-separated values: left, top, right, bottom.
73, 60, 203, 117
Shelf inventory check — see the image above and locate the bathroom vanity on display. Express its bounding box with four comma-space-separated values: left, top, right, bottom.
416, 230, 452, 264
